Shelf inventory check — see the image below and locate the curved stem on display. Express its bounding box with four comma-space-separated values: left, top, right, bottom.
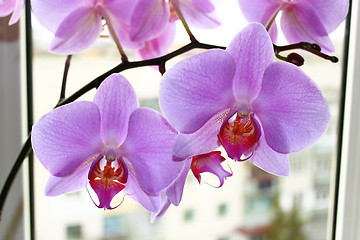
274, 42, 339, 63
0, 136, 32, 221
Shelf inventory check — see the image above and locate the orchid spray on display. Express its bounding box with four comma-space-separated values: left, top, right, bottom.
0, 0, 349, 235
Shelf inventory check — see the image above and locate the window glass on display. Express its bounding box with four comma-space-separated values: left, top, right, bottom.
32, 0, 347, 239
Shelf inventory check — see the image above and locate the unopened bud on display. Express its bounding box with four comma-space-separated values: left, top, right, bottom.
286, 53, 304, 66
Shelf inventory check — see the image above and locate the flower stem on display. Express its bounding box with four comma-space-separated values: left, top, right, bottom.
59, 55, 72, 101
106, 18, 128, 62
274, 42, 339, 63
170, 0, 196, 42
265, 7, 282, 31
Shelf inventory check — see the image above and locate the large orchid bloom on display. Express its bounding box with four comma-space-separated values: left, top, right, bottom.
31, 74, 185, 211
159, 23, 330, 176
31, 0, 141, 54
0, 0, 23, 25
130, 0, 221, 43
238, 0, 349, 52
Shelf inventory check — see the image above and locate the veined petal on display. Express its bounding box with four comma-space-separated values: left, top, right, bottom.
252, 62, 330, 154
8, 0, 23, 25
139, 22, 176, 60
301, 0, 349, 33
226, 23, 274, 102
173, 108, 231, 159
191, 151, 232, 187
31, 0, 86, 33
166, 158, 191, 206
159, 49, 236, 133
44, 154, 100, 196
121, 108, 185, 195
281, 2, 334, 52
174, 0, 221, 29
130, 0, 169, 42
124, 170, 161, 212
31, 101, 103, 177
50, 6, 102, 54
93, 74, 138, 147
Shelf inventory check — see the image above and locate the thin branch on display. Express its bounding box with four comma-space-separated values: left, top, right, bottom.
59, 55, 72, 101
0, 136, 32, 221
274, 42, 339, 63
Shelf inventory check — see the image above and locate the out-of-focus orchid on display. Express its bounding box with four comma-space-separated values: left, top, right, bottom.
31, 74, 185, 211
0, 0, 23, 25
31, 0, 141, 54
130, 0, 221, 43
138, 21, 176, 60
151, 151, 232, 222
159, 23, 330, 176
238, 0, 349, 52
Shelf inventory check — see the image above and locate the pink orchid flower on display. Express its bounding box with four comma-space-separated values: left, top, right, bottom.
130, 0, 221, 43
31, 0, 141, 54
151, 151, 232, 222
0, 0, 24, 25
31, 74, 185, 211
238, 0, 349, 52
159, 23, 330, 176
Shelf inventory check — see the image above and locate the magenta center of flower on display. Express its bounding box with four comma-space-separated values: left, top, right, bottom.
218, 113, 261, 161
88, 155, 128, 210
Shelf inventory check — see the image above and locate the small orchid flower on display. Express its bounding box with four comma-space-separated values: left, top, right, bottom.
130, 0, 221, 43
238, 0, 349, 52
31, 73, 185, 211
159, 23, 330, 176
0, 0, 24, 25
31, 0, 141, 54
151, 151, 231, 222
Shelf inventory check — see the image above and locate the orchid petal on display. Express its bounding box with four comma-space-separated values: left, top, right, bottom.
8, 0, 23, 25
226, 23, 274, 102
174, 0, 221, 29
249, 119, 289, 176
302, 0, 349, 33
30, 0, 86, 33
124, 170, 161, 212
121, 108, 185, 195
90, 180, 125, 209
150, 192, 171, 223
159, 49, 236, 133
191, 151, 232, 187
0, 0, 16, 17
252, 62, 330, 154
93, 74, 138, 147
173, 108, 231, 159
44, 155, 100, 196
31, 101, 103, 177
281, 2, 334, 52
139, 22, 176, 60
50, 6, 102, 54
166, 158, 191, 206
130, 0, 169, 42
102, 0, 137, 24
237, 0, 281, 23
